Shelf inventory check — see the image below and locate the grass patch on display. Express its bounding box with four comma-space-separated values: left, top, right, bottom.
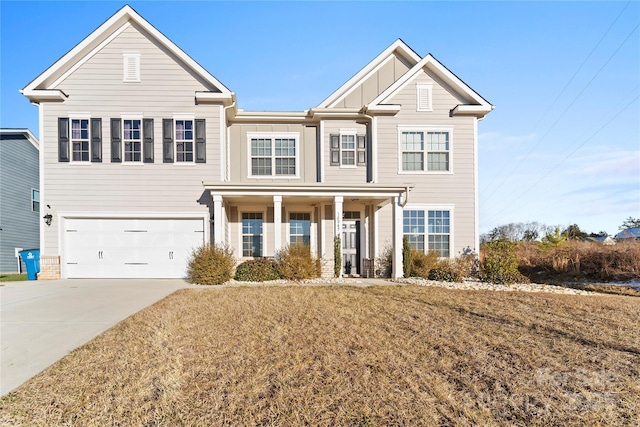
1, 286, 638, 425
0, 274, 27, 282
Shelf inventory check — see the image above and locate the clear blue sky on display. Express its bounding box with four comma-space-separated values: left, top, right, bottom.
1, 1, 638, 236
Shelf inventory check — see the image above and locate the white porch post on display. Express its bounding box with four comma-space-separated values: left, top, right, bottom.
334, 196, 343, 277
273, 195, 282, 253
392, 195, 403, 279
213, 194, 223, 245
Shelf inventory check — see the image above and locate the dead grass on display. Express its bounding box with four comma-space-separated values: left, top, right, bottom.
1, 286, 639, 426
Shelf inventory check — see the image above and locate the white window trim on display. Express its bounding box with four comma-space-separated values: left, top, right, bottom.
403, 204, 454, 258
285, 207, 315, 254
246, 132, 300, 179
174, 117, 195, 164
339, 129, 357, 169
397, 125, 453, 175
121, 115, 143, 163
31, 188, 40, 213
416, 83, 433, 112
238, 208, 268, 259
122, 52, 140, 82
69, 114, 92, 163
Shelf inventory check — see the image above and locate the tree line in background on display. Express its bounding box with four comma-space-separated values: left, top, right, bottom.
480, 217, 640, 244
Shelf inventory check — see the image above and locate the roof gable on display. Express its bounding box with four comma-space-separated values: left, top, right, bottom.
316, 39, 421, 109
0, 129, 39, 150
366, 54, 494, 118
21, 5, 231, 103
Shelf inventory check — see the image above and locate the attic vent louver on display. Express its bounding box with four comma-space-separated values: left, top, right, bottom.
123, 53, 140, 82
416, 83, 432, 111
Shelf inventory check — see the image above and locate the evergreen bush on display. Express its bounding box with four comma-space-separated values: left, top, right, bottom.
234, 258, 282, 282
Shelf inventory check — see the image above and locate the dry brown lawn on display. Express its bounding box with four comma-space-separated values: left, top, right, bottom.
1, 285, 639, 426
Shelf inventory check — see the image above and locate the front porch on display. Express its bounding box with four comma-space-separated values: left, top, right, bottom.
203, 183, 413, 279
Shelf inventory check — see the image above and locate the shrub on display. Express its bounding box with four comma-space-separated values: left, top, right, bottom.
234, 258, 282, 282
428, 255, 475, 282
375, 244, 393, 278
402, 237, 413, 278
276, 243, 321, 281
187, 244, 235, 286
480, 239, 529, 285
334, 236, 342, 278
411, 250, 440, 278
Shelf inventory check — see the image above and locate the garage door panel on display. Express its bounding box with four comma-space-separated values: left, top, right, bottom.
64, 218, 204, 279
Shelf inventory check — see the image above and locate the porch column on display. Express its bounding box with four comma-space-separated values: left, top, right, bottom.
273, 195, 282, 253
334, 196, 343, 277
213, 194, 224, 245
392, 195, 403, 279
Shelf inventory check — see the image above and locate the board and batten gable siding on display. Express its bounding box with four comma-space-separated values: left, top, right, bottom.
333, 55, 412, 109
0, 133, 39, 272
228, 124, 316, 183
322, 120, 368, 183
376, 69, 478, 255
40, 23, 222, 255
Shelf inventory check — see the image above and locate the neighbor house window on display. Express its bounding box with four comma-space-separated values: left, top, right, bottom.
175, 120, 194, 162
242, 213, 263, 257
123, 119, 142, 162
71, 119, 90, 161
290, 213, 311, 245
31, 189, 40, 212
399, 128, 451, 172
404, 209, 451, 257
248, 133, 298, 177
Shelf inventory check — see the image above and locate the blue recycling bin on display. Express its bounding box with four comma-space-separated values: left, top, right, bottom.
19, 249, 41, 280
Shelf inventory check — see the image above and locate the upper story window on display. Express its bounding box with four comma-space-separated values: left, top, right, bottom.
31, 189, 40, 212
247, 133, 299, 178
416, 83, 433, 111
175, 120, 194, 162
71, 119, 90, 162
398, 127, 451, 173
123, 53, 140, 82
330, 131, 366, 167
123, 119, 142, 162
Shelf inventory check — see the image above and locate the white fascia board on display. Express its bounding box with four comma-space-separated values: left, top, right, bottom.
451, 104, 494, 118
19, 89, 68, 103
316, 39, 421, 109
363, 104, 401, 115
23, 5, 231, 95
0, 128, 40, 149
195, 91, 234, 104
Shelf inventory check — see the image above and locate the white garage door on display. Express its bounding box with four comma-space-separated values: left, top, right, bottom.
64, 218, 204, 278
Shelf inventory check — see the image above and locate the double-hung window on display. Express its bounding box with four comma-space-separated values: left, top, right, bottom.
123, 119, 142, 162
403, 208, 451, 257
71, 119, 90, 162
242, 213, 263, 257
399, 127, 451, 173
330, 131, 366, 167
248, 133, 298, 178
290, 213, 311, 246
175, 120, 194, 162
31, 189, 40, 212
341, 134, 356, 166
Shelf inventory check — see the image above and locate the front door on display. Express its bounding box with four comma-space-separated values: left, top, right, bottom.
342, 219, 360, 276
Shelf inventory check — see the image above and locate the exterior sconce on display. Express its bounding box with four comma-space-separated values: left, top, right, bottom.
43, 213, 53, 226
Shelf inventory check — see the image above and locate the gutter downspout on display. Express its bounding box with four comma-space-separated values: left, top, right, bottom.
223, 94, 237, 181
401, 185, 410, 208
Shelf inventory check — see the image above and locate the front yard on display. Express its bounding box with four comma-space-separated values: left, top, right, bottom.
1, 285, 638, 426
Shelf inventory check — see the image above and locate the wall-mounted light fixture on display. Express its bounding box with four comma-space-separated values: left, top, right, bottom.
43, 213, 53, 226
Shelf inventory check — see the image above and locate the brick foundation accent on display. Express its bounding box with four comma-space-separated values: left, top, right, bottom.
320, 257, 335, 279
37, 256, 61, 280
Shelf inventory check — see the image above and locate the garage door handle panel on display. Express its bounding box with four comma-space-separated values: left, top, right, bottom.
124, 262, 149, 265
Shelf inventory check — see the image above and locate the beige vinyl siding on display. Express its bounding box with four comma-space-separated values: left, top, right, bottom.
228, 124, 316, 183
322, 120, 367, 183
40, 24, 223, 255
335, 55, 411, 108
376, 70, 478, 254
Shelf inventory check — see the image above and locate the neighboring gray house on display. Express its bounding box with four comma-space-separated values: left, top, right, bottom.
0, 129, 40, 273
615, 228, 640, 240
21, 5, 493, 280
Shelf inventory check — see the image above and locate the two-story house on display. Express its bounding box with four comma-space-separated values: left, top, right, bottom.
21, 5, 493, 280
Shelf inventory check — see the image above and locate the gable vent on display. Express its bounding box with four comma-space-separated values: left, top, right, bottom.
417, 84, 432, 111
123, 53, 140, 82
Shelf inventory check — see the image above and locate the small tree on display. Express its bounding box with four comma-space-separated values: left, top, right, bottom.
334, 236, 342, 277
619, 217, 640, 230
562, 224, 587, 240
402, 237, 413, 278
543, 227, 568, 246
480, 239, 528, 285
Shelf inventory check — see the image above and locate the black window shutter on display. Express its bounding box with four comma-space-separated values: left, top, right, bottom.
110, 118, 122, 163
357, 134, 366, 166
162, 119, 174, 163
58, 118, 70, 162
195, 119, 206, 163
330, 134, 340, 166
90, 118, 102, 162
143, 118, 154, 163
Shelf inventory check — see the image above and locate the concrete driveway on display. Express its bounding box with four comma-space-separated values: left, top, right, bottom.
1, 279, 194, 396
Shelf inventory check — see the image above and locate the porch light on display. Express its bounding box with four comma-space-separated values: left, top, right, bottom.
43, 213, 53, 226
